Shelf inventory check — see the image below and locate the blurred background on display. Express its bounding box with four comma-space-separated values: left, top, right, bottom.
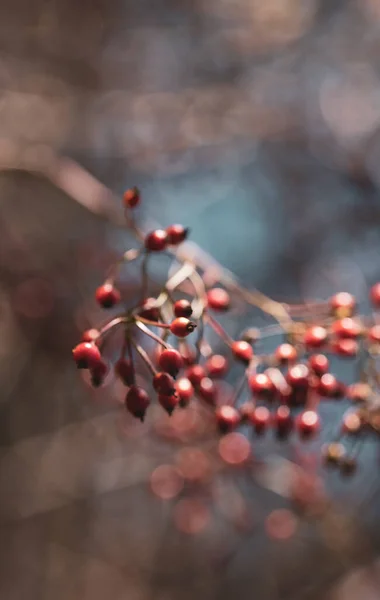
2, 0, 380, 598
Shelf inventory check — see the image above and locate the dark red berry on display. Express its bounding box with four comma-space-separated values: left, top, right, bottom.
370, 282, 380, 307
308, 354, 329, 376
81, 328, 100, 343
215, 405, 240, 433
115, 358, 135, 386
330, 292, 356, 317
186, 364, 206, 386
90, 360, 108, 387
206, 288, 230, 312
248, 373, 274, 397
331, 317, 362, 339
296, 410, 320, 436
158, 348, 184, 377
318, 373, 344, 398
198, 377, 217, 405
139, 297, 160, 321
123, 186, 140, 209
158, 393, 179, 415
205, 354, 229, 378
274, 405, 293, 435
153, 372, 176, 395
170, 317, 196, 337
72, 342, 102, 369
331, 338, 358, 358
286, 364, 310, 389
251, 406, 271, 433
95, 283, 121, 308
145, 230, 168, 252
166, 224, 189, 245
125, 385, 150, 421
304, 325, 328, 349
231, 340, 253, 364
275, 343, 297, 364
368, 324, 380, 343
174, 299, 193, 318
175, 377, 194, 407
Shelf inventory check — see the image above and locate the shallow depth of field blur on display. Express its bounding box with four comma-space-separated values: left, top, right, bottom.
2, 1, 380, 599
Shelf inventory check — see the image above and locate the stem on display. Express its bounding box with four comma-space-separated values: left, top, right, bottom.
229, 373, 248, 407
126, 335, 136, 385
205, 313, 234, 347
136, 316, 170, 329
98, 316, 129, 337
135, 321, 171, 348
130, 337, 157, 377
140, 251, 150, 303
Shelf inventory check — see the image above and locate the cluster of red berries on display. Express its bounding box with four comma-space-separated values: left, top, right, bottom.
72, 187, 380, 476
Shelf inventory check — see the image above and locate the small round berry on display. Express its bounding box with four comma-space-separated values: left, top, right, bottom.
186, 364, 206, 387
331, 338, 358, 358
318, 373, 343, 398
322, 443, 345, 466
330, 292, 356, 317
123, 186, 140, 209
95, 283, 121, 309
347, 382, 371, 403
158, 393, 179, 415
231, 340, 253, 364
331, 317, 362, 339
81, 328, 100, 343
205, 354, 229, 378
90, 360, 108, 388
153, 372, 176, 395
139, 297, 160, 321
342, 411, 362, 434
368, 324, 380, 343
145, 229, 168, 252
252, 406, 271, 434
239, 402, 256, 423
296, 410, 320, 436
241, 327, 261, 344
115, 358, 134, 386
72, 342, 102, 369
125, 386, 150, 421
304, 325, 328, 349
215, 405, 240, 434
166, 224, 189, 245
275, 343, 297, 365
370, 282, 380, 307
274, 405, 293, 436
206, 288, 230, 312
286, 364, 310, 389
248, 373, 274, 397
175, 377, 194, 407
174, 299, 193, 318
170, 317, 196, 337
198, 377, 217, 405
308, 354, 329, 376
158, 348, 184, 377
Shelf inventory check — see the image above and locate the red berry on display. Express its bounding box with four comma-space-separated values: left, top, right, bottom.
206, 288, 230, 311
139, 297, 160, 321
215, 405, 240, 433
304, 325, 328, 349
90, 360, 108, 387
153, 372, 176, 395
198, 377, 217, 405
347, 382, 370, 403
205, 354, 229, 378
248, 373, 274, 397
175, 377, 194, 407
251, 406, 271, 433
174, 299, 193, 318
342, 411, 362, 434
318, 373, 344, 398
125, 385, 150, 421
72, 342, 102, 369
308, 354, 329, 376
115, 358, 135, 386
158, 348, 184, 377
274, 343, 297, 364
368, 324, 380, 343
274, 405, 293, 435
81, 328, 100, 343
145, 229, 168, 252
170, 317, 196, 337
158, 393, 179, 415
166, 224, 189, 245
296, 410, 320, 436
370, 282, 380, 307
186, 364, 206, 386
331, 338, 358, 358
123, 186, 140, 209
239, 402, 256, 423
330, 292, 356, 317
231, 340, 253, 364
286, 364, 310, 389
331, 317, 362, 339
95, 283, 121, 309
